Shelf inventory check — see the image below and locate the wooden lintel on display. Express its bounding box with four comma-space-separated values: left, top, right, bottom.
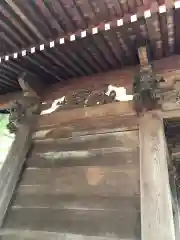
37, 104, 180, 134
37, 101, 135, 130
1, 55, 180, 117
43, 55, 180, 101
139, 112, 175, 240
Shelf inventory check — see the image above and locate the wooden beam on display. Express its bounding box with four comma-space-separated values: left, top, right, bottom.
42, 55, 180, 101
37, 101, 135, 130
139, 112, 175, 240
0, 229, 136, 240
37, 55, 180, 125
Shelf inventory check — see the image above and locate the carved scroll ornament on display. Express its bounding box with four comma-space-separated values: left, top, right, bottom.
7, 96, 39, 133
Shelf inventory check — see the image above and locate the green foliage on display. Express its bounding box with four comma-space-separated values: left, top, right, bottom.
0, 114, 9, 134
0, 114, 15, 165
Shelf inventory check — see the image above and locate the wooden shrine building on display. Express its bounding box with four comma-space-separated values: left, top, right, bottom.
0, 0, 180, 239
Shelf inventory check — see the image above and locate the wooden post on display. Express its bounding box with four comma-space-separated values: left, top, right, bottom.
170, 174, 180, 240
0, 77, 41, 227
139, 112, 175, 240
0, 122, 33, 226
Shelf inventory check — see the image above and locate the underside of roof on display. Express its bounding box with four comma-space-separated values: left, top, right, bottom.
0, 0, 179, 94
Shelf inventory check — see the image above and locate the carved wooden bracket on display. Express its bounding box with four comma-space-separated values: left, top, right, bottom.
7, 73, 41, 133
44, 87, 118, 112
41, 85, 134, 116
7, 96, 39, 133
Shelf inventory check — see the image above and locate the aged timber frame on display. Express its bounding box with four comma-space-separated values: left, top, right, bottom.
139, 112, 176, 240
35, 53, 180, 240
1, 56, 180, 239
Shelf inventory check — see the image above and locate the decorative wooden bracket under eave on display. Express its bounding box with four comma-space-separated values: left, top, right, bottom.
17, 72, 46, 98
0, 72, 47, 110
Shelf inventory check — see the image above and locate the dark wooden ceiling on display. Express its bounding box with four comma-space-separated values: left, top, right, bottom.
0, 0, 178, 94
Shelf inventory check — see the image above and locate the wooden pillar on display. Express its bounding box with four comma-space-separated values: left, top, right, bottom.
0, 76, 41, 227
170, 174, 180, 240
139, 112, 175, 240
0, 122, 33, 226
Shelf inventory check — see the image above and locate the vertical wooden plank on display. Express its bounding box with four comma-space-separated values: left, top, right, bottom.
139, 112, 175, 240
169, 174, 180, 240
0, 122, 32, 227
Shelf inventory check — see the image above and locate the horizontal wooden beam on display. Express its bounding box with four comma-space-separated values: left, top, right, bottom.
43, 55, 180, 101
37, 101, 135, 131
1, 55, 180, 119
0, 229, 135, 240
37, 104, 180, 138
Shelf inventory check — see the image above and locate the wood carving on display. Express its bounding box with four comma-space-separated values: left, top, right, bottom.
7, 98, 39, 133
85, 89, 116, 107
132, 46, 180, 114
133, 46, 160, 114
42, 86, 125, 114
64, 89, 91, 108
7, 73, 40, 133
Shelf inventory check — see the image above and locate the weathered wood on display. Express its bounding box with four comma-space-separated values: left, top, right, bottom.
42, 69, 134, 101
2, 207, 140, 239
12, 194, 140, 211
139, 112, 175, 240
161, 109, 180, 119
38, 100, 180, 129
29, 130, 139, 171
37, 55, 180, 121
18, 167, 139, 197
42, 55, 180, 102
0, 73, 44, 110
0, 122, 33, 227
37, 102, 135, 130
27, 150, 139, 168
38, 97, 180, 135
169, 174, 180, 240
34, 115, 138, 139
33, 131, 138, 153
0, 55, 180, 112
0, 229, 134, 240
